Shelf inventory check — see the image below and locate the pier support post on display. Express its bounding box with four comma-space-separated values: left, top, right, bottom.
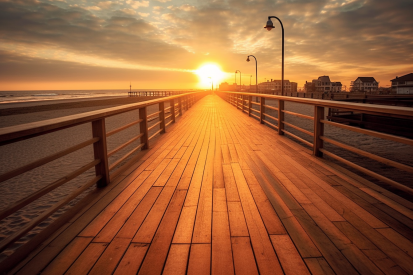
139, 107, 149, 150
260, 97, 265, 124
92, 119, 110, 187
170, 99, 176, 123
241, 95, 245, 113
278, 99, 284, 135
314, 106, 324, 157
159, 102, 166, 134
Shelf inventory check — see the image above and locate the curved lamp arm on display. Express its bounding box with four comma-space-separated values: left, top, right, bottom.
247, 55, 258, 93
265, 16, 284, 96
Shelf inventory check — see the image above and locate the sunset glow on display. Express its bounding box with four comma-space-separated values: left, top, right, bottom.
195, 64, 226, 89
0, 0, 412, 90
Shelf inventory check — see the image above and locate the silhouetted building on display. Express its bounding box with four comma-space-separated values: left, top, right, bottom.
219, 82, 237, 91
305, 76, 342, 92
391, 73, 413, 94
350, 77, 378, 92
258, 79, 297, 92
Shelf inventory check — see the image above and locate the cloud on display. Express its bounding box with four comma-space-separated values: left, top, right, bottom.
138, 12, 150, 17
120, 8, 136, 15
85, 6, 101, 11
98, 1, 114, 9
126, 0, 149, 9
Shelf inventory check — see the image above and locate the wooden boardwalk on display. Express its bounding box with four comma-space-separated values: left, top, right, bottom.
11, 95, 413, 274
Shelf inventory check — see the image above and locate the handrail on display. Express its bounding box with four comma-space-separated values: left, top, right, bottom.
0, 92, 202, 146
218, 91, 413, 197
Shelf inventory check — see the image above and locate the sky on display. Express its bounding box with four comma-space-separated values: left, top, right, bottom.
0, 0, 412, 91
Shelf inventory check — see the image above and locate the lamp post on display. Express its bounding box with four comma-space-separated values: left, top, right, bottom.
235, 70, 241, 91
208, 77, 213, 91
246, 55, 258, 93
264, 16, 284, 96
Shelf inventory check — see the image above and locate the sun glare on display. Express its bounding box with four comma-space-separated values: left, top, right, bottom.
195, 64, 226, 89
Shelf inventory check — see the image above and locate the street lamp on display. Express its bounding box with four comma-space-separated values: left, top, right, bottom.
265, 16, 284, 96
235, 70, 241, 91
208, 77, 213, 91
246, 55, 258, 93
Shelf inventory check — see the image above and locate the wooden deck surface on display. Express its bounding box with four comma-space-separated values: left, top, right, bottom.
11, 95, 413, 274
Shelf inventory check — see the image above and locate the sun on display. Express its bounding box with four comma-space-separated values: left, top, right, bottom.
195, 63, 226, 89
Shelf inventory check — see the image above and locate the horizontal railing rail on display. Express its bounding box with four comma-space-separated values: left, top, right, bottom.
0, 91, 208, 258
217, 91, 413, 197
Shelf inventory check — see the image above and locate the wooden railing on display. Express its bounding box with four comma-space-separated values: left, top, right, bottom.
128, 90, 200, 97
0, 91, 207, 256
218, 91, 413, 196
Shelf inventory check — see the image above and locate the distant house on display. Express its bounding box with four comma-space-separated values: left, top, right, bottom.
258, 79, 297, 92
391, 73, 413, 94
219, 82, 236, 91
304, 76, 342, 93
350, 77, 378, 92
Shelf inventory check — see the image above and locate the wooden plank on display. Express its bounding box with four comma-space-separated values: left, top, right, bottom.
173, 206, 197, 244
377, 228, 413, 257
41, 237, 92, 275
243, 170, 287, 234
133, 186, 176, 243
270, 235, 311, 275
227, 202, 249, 237
222, 164, 240, 202
114, 187, 162, 239
187, 244, 211, 275
231, 237, 259, 275
64, 243, 107, 275
153, 158, 180, 187
138, 189, 187, 275
212, 211, 234, 275
230, 163, 283, 275
221, 145, 231, 164
113, 243, 148, 275
93, 184, 162, 243
163, 244, 190, 275
304, 258, 335, 275
89, 237, 130, 275
78, 170, 152, 237
291, 208, 358, 275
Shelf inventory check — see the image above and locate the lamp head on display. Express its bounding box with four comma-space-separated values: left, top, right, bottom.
246, 56, 250, 62
264, 19, 274, 31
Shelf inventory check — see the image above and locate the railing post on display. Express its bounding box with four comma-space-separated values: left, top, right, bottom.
159, 102, 166, 134
278, 99, 284, 135
139, 107, 149, 150
92, 119, 110, 187
170, 99, 176, 123
241, 95, 245, 112
260, 97, 265, 124
248, 95, 252, 117
178, 97, 183, 116
314, 106, 324, 157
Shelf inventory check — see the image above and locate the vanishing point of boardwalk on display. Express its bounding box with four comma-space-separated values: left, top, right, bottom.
10, 95, 413, 274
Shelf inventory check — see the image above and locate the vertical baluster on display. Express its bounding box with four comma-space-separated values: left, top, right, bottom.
139, 107, 149, 150
278, 99, 284, 135
159, 102, 166, 134
314, 106, 324, 157
248, 95, 252, 117
178, 97, 183, 116
170, 99, 176, 123
92, 119, 110, 187
260, 97, 265, 124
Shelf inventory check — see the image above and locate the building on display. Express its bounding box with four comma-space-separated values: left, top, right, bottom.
258, 79, 297, 92
391, 73, 413, 94
304, 76, 342, 93
219, 82, 236, 91
350, 77, 379, 92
